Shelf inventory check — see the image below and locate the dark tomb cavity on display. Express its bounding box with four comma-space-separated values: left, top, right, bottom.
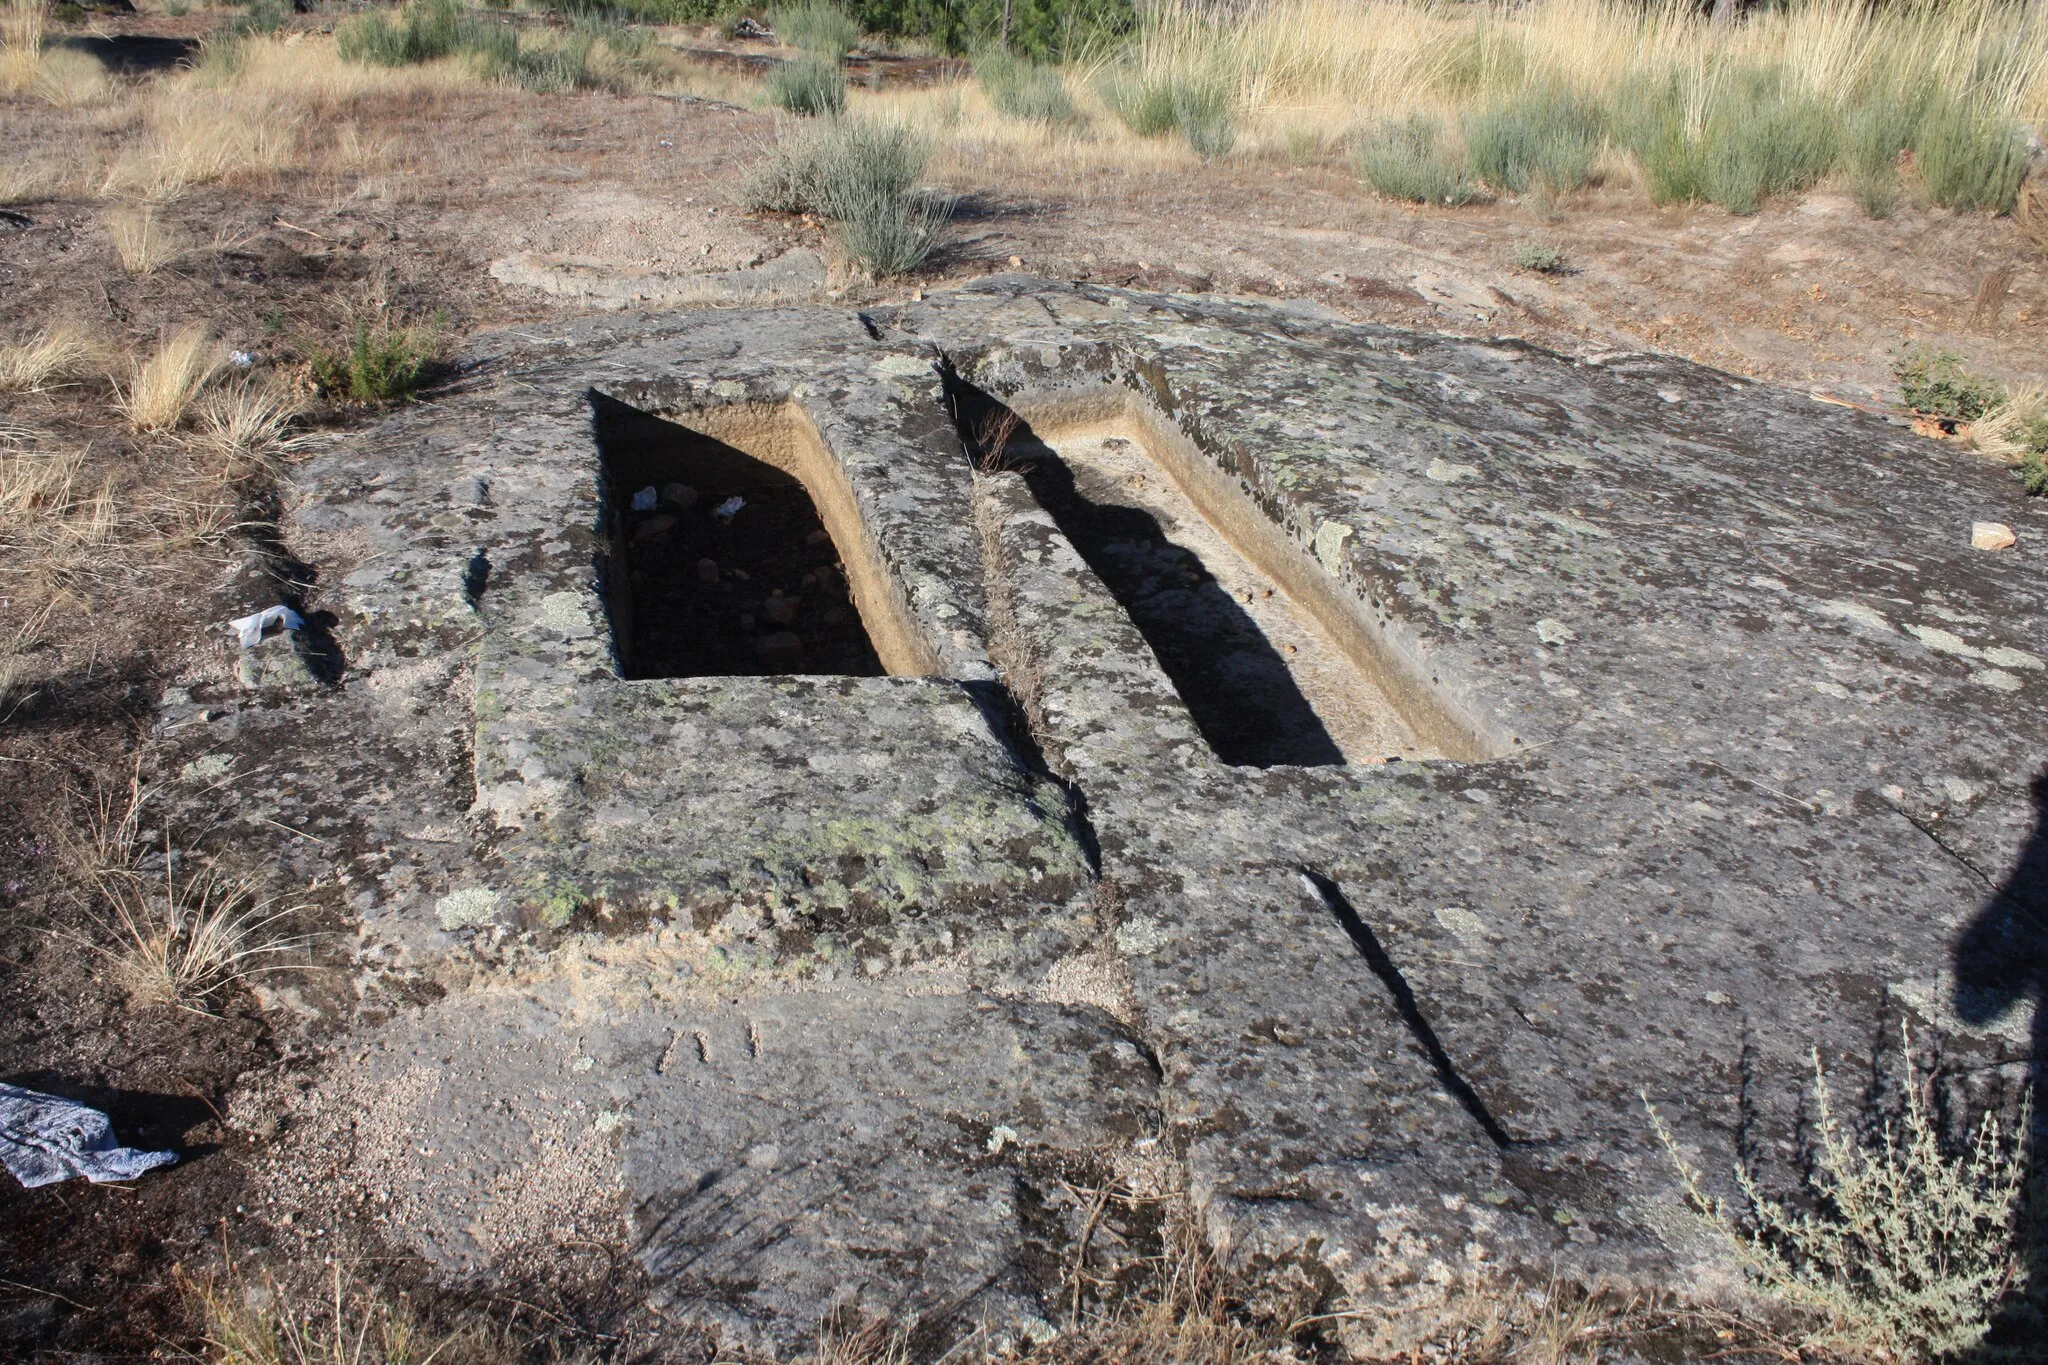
593, 393, 886, 680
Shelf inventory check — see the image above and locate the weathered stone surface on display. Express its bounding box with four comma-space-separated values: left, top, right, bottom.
182, 277, 2047, 1353
487, 247, 828, 310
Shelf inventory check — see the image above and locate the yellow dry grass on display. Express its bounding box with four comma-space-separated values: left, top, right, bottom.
106, 205, 182, 274
863, 0, 2048, 180
1971, 385, 2046, 464
119, 326, 225, 433
100, 89, 301, 202
0, 325, 96, 394
198, 377, 303, 477
33, 44, 111, 105
0, 0, 44, 97
1125, 0, 2047, 126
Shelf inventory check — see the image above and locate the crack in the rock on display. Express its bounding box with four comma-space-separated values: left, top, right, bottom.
1298, 868, 1516, 1150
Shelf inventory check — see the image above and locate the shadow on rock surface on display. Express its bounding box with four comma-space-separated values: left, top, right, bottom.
1952, 768, 2048, 1355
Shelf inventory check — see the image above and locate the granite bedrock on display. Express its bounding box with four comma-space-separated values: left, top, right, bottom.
162, 279, 2048, 1356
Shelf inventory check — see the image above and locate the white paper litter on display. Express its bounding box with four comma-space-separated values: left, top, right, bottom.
228, 605, 303, 648
0, 1084, 179, 1189
631, 486, 659, 511
228, 350, 256, 369
712, 495, 745, 522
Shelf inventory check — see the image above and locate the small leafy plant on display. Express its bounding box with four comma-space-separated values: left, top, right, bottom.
309, 316, 443, 404
1893, 345, 2003, 422
1514, 238, 1566, 272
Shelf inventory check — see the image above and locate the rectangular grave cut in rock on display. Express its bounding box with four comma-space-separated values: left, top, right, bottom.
949, 379, 1478, 765
594, 394, 924, 680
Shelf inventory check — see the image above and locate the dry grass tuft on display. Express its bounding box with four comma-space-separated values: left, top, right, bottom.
106, 204, 183, 275
67, 769, 312, 1013
0, 158, 59, 204
33, 43, 111, 106
100, 92, 300, 203
185, 1257, 511, 1365
0, 600, 53, 723
1971, 386, 2047, 464
119, 325, 225, 432
0, 325, 96, 394
199, 376, 303, 476
0, 426, 114, 550
0, 0, 45, 97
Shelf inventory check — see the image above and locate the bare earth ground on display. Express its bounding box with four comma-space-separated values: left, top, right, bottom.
1, 16, 2044, 1360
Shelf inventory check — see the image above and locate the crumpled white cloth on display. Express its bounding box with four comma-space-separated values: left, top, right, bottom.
228, 605, 303, 648
0, 1084, 180, 1189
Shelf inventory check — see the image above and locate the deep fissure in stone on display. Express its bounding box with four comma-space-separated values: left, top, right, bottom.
593, 394, 886, 679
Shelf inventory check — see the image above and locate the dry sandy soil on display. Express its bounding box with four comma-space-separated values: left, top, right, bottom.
0, 10, 2043, 1360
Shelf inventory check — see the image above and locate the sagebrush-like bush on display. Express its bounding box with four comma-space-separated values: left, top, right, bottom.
739, 119, 950, 276
1463, 87, 1602, 194
1356, 115, 1477, 206
771, 0, 860, 59
1914, 96, 2029, 214
1172, 74, 1234, 159
1699, 75, 1838, 215
765, 52, 846, 116
978, 49, 1076, 125
1844, 82, 1928, 219
1649, 1030, 2028, 1363
1100, 69, 1178, 136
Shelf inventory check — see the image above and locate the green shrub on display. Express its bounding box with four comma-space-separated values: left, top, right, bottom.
1914, 96, 2029, 214
579, 14, 649, 57
308, 318, 443, 404
1514, 238, 1565, 272
1463, 87, 1603, 195
1893, 345, 2002, 421
977, 49, 1076, 125
1699, 79, 1838, 216
336, 0, 477, 66
2014, 415, 2048, 496
196, 0, 289, 80
1100, 68, 1177, 135
1617, 77, 1707, 205
1172, 74, 1234, 159
1844, 82, 1928, 220
1101, 68, 1231, 155
813, 118, 928, 215
771, 0, 861, 58
834, 184, 953, 275
765, 53, 846, 115
486, 29, 597, 90
738, 119, 950, 275
847, 0, 1133, 62
1356, 114, 1478, 206
2021, 454, 2048, 497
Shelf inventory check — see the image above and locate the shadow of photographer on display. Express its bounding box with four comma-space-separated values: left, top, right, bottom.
1952, 769, 2048, 1355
